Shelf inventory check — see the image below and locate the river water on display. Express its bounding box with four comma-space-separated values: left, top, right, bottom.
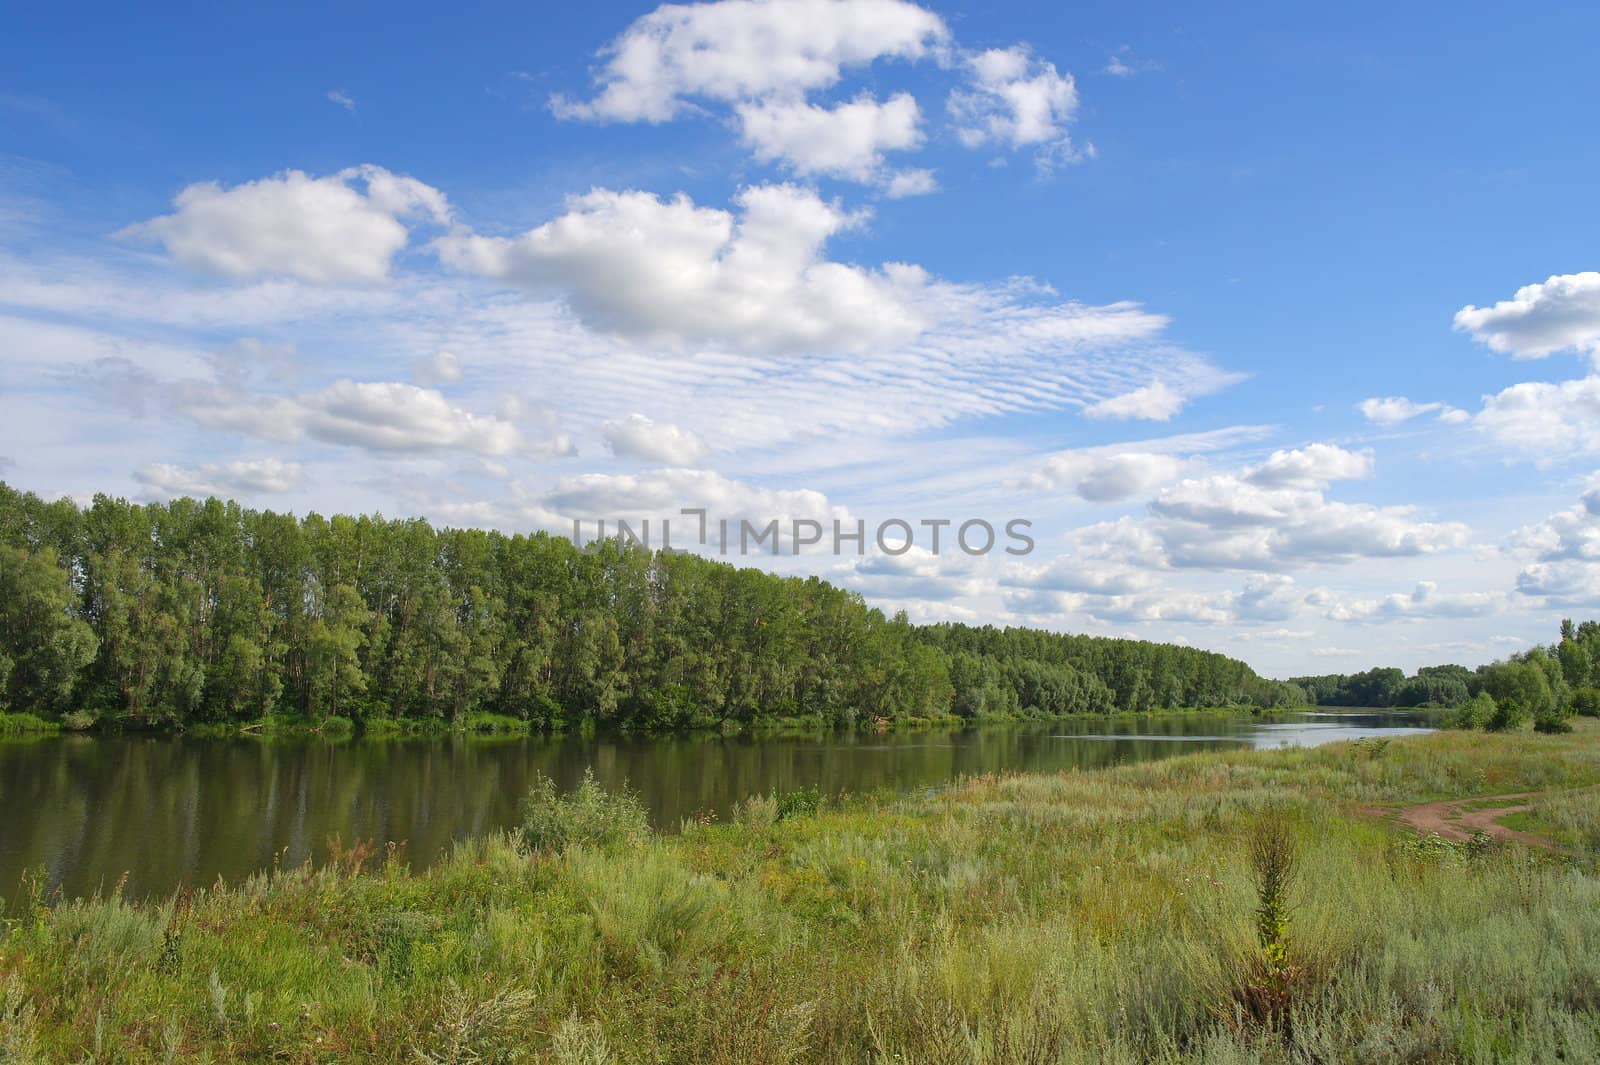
0, 709, 1434, 899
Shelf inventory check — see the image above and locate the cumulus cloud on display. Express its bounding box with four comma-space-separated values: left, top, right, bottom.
551, 0, 1083, 179
135, 457, 304, 498
844, 546, 987, 601
1082, 381, 1185, 421
1004, 555, 1156, 597
118, 165, 450, 283
1509, 483, 1600, 607
1309, 581, 1501, 622
413, 350, 463, 385
1050, 444, 1467, 573
1028, 450, 1185, 502
1475, 374, 1600, 458
189, 380, 525, 456
736, 92, 923, 182
1244, 444, 1372, 489
1358, 396, 1465, 427
602, 413, 710, 465
436, 183, 922, 354
1022, 426, 1272, 501
1454, 272, 1600, 361
1005, 573, 1303, 627
883, 167, 938, 198
949, 46, 1080, 161
550, 0, 948, 123
1145, 478, 1467, 569
529, 467, 845, 551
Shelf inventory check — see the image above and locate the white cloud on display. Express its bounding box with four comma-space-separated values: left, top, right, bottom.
844, 547, 987, 601
1509, 483, 1600, 607
1309, 581, 1500, 622
602, 413, 710, 465
118, 165, 450, 284
1053, 444, 1468, 574
883, 168, 938, 198
1244, 443, 1372, 488
326, 89, 356, 112
134, 457, 305, 498
1359, 396, 1447, 426
1475, 374, 1600, 458
1029, 450, 1185, 502
436, 183, 921, 355
550, 0, 948, 123
1005, 555, 1156, 597
189, 380, 525, 457
1454, 272, 1600, 360
551, 1, 1087, 180
949, 46, 1079, 159
413, 350, 463, 385
529, 467, 845, 551
735, 92, 923, 181
1082, 381, 1185, 421
5, 247, 1231, 457
1146, 478, 1468, 569
1005, 573, 1303, 627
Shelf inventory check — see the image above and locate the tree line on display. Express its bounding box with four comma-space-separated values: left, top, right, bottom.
0, 484, 1304, 731
1292, 618, 1600, 731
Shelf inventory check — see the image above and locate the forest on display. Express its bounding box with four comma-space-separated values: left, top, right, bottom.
1292, 617, 1600, 731
0, 483, 1305, 732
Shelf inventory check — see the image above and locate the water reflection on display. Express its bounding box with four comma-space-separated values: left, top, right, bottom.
0, 710, 1435, 899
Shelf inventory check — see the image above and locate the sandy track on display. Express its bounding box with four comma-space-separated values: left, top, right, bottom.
1390, 791, 1558, 850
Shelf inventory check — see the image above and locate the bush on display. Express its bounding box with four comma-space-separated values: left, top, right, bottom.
1534, 714, 1575, 734
0, 712, 58, 735
1484, 698, 1527, 732
1449, 691, 1495, 730
520, 769, 651, 853
1571, 687, 1600, 717
773, 786, 822, 821
59, 710, 95, 731
461, 712, 527, 734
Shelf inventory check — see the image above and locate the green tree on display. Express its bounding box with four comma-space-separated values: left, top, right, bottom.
0, 546, 97, 715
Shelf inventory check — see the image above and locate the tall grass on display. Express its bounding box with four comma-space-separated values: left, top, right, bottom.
3, 724, 1600, 1062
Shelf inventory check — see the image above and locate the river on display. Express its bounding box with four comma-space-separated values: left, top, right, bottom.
0, 709, 1435, 899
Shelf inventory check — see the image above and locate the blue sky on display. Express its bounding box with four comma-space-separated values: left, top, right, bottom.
4, 0, 1600, 676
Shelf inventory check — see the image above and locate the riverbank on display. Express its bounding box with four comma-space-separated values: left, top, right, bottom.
75, 702, 1308, 741
4, 723, 1597, 1063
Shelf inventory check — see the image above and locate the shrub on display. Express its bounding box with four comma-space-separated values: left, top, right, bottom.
59, 710, 95, 731
1450, 691, 1496, 730
773, 786, 822, 821
1484, 698, 1527, 732
0, 712, 57, 735
733, 793, 779, 830
1534, 714, 1575, 734
520, 769, 650, 853
1571, 687, 1600, 717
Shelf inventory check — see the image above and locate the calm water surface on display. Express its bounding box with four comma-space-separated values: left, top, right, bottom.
1, 710, 1434, 899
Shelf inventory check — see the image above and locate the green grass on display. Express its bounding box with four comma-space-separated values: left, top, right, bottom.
0, 712, 58, 736
4, 723, 1600, 1063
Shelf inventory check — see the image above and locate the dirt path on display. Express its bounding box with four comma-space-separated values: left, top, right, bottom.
1390, 791, 1558, 850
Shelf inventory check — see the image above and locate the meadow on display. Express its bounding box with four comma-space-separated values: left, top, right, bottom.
3, 724, 1599, 1064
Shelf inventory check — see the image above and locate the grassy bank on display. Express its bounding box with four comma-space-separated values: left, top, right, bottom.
87, 703, 1298, 743
0, 712, 58, 736
3, 725, 1598, 1063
